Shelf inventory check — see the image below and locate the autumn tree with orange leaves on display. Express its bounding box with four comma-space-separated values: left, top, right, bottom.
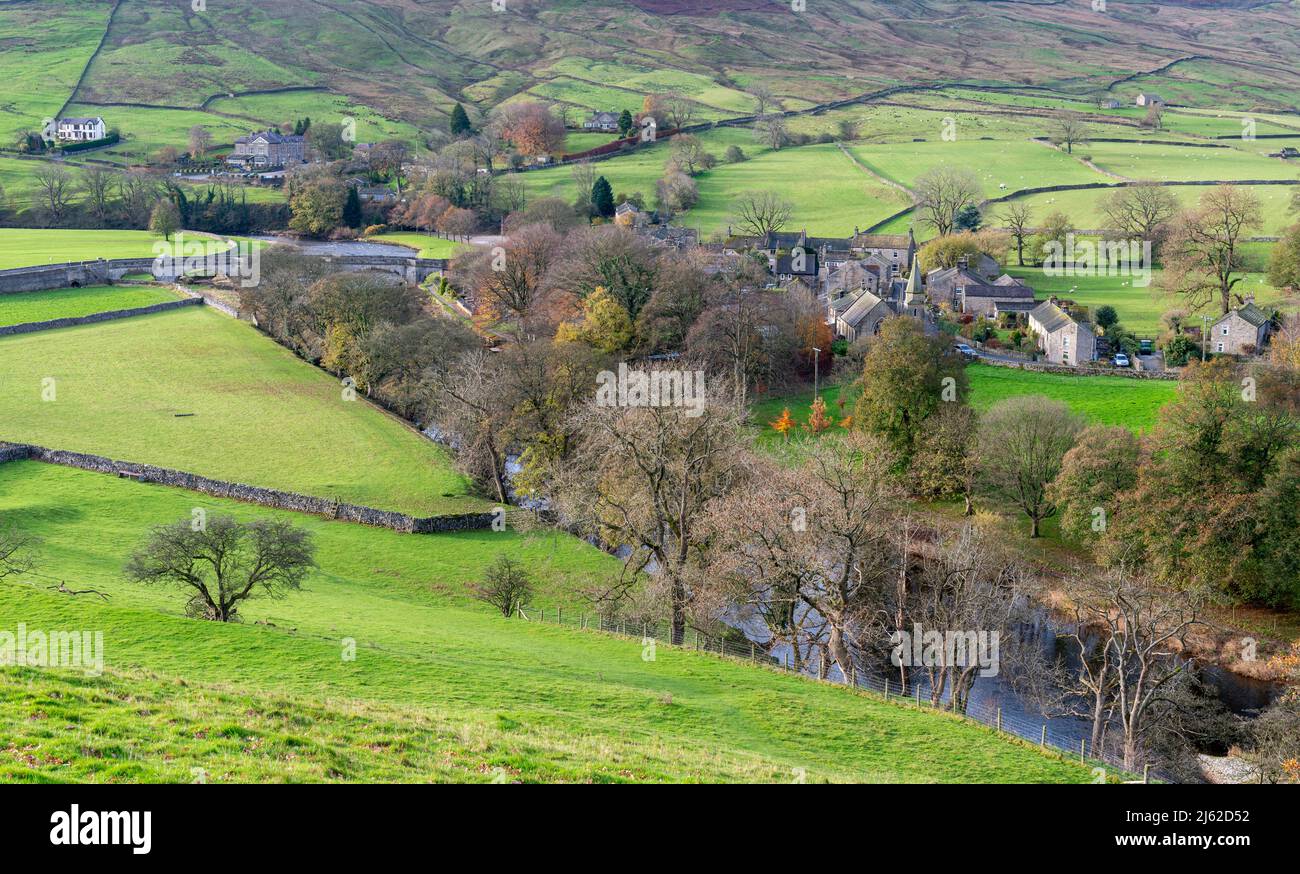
771, 407, 795, 442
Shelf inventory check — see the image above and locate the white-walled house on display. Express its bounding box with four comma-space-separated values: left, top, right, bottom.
56, 117, 106, 142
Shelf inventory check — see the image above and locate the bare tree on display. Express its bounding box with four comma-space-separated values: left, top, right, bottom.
914, 166, 981, 237
1049, 112, 1090, 155
80, 165, 115, 224
125, 515, 316, 622
457, 222, 562, 323
1161, 185, 1262, 315
748, 82, 776, 118
33, 164, 75, 223
572, 160, 595, 217
754, 115, 788, 150
0, 520, 34, 581
547, 393, 749, 644
731, 189, 792, 238
473, 553, 534, 618
998, 201, 1033, 266
1066, 570, 1204, 771
119, 172, 161, 226
427, 350, 512, 503
702, 433, 900, 680
976, 395, 1084, 537
188, 125, 213, 159
1101, 182, 1179, 250
901, 523, 1032, 713
661, 92, 697, 131
669, 134, 714, 176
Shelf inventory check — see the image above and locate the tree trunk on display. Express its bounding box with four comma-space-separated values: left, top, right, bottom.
826, 620, 853, 685
1030, 515, 1041, 538
670, 578, 686, 646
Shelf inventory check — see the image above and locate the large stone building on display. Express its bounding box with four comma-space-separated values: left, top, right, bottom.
1208, 300, 1271, 356
926, 261, 1036, 317
227, 130, 307, 169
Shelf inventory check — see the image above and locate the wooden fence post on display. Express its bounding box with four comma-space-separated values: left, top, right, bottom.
1080, 738, 1086, 763
996, 708, 1002, 733
1041, 725, 1047, 748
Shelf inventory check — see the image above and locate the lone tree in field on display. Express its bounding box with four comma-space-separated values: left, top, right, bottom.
1100, 182, 1179, 252
914, 166, 981, 237
1049, 112, 1090, 155
976, 395, 1083, 537
148, 199, 181, 241
474, 553, 534, 618
731, 190, 792, 238
998, 201, 1033, 266
126, 515, 316, 621
1161, 185, 1262, 316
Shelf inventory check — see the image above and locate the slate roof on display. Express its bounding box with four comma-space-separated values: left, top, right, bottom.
1029, 299, 1079, 333
839, 289, 888, 329
1217, 302, 1270, 328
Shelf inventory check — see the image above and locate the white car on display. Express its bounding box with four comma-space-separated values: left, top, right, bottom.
1112, 353, 1130, 368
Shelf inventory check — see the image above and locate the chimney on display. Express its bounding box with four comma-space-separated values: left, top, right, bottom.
957, 256, 969, 270
1244, 293, 1255, 305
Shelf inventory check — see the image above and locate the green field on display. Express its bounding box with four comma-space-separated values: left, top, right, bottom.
0, 284, 180, 327
0, 229, 224, 270
0, 1, 111, 145
751, 359, 1176, 439
523, 130, 909, 237
0, 461, 1091, 783
1083, 141, 1299, 182
1000, 184, 1300, 237
0, 307, 479, 515
363, 232, 468, 259
849, 138, 1108, 197
966, 363, 1176, 431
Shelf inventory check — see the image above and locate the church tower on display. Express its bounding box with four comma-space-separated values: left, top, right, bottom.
902, 253, 928, 319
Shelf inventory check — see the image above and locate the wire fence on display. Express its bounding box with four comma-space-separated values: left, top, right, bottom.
517, 605, 1155, 783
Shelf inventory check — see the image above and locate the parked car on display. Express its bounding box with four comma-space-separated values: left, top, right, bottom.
953, 343, 977, 359
1112, 353, 1130, 368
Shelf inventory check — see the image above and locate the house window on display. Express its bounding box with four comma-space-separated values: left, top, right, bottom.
1222, 326, 1229, 335
1216, 342, 1224, 353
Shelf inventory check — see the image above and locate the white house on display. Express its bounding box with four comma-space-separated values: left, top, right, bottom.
1135, 93, 1164, 108
56, 117, 106, 142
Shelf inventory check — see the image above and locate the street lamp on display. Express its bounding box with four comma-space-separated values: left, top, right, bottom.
812, 347, 822, 398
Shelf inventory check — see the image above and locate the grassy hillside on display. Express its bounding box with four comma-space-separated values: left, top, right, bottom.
0, 461, 1092, 783
0, 284, 180, 327
0, 306, 480, 515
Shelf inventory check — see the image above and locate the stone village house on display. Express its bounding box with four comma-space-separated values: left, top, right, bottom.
1208, 299, 1271, 356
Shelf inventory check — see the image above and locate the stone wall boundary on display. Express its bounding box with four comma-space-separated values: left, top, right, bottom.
0, 298, 202, 337
0, 442, 496, 533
